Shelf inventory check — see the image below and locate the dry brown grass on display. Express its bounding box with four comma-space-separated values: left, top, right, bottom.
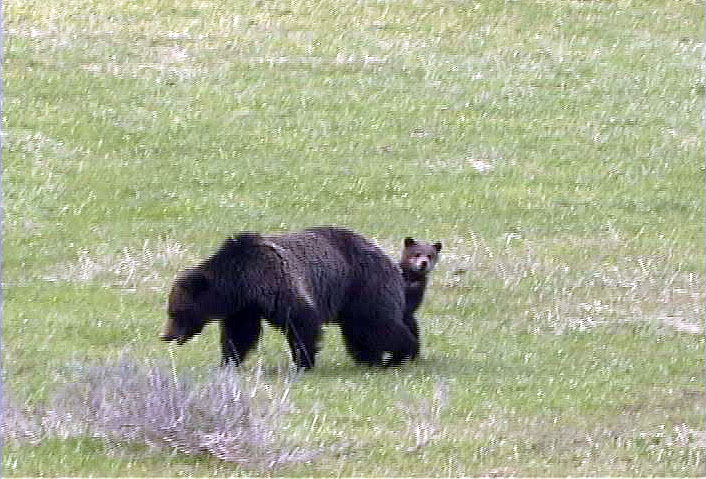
3, 358, 320, 471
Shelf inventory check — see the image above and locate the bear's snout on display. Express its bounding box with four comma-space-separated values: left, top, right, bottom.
159, 321, 183, 342
160, 318, 203, 345
159, 332, 177, 342
160, 331, 190, 345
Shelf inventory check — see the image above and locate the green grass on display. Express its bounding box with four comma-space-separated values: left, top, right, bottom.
4, 0, 704, 475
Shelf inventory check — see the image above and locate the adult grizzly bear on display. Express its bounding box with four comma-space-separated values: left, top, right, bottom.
160, 226, 418, 369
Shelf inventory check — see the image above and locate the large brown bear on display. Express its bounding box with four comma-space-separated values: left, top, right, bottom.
160, 226, 418, 369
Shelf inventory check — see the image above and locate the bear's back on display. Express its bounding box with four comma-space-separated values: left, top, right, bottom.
304, 226, 400, 273
303, 227, 407, 328
208, 227, 405, 322
266, 229, 357, 317
282, 226, 405, 313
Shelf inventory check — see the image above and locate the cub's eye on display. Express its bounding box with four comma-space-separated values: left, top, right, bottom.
415, 253, 422, 258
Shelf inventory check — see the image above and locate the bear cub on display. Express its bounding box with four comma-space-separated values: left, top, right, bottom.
400, 237, 442, 332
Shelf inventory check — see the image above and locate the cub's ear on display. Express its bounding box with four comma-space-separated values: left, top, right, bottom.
404, 237, 417, 247
433, 241, 442, 252
180, 268, 210, 296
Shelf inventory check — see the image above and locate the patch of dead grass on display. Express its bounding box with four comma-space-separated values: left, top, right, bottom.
3, 358, 321, 471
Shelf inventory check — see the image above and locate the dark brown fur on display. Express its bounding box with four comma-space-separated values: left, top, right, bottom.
161, 226, 418, 369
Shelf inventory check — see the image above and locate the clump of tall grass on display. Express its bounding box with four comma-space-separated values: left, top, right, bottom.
4, 358, 319, 470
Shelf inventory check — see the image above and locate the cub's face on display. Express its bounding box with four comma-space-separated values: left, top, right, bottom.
160, 269, 211, 345
401, 237, 442, 273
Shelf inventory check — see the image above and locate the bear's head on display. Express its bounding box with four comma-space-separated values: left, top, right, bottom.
401, 237, 442, 274
160, 233, 262, 345
161, 268, 215, 345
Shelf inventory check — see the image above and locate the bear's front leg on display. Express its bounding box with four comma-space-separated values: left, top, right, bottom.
220, 315, 262, 366
284, 322, 320, 370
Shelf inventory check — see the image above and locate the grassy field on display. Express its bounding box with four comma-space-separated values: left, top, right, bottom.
3, 0, 704, 475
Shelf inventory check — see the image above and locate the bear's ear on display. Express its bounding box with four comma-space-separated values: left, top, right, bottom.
181, 268, 210, 296
433, 241, 442, 252
404, 237, 417, 247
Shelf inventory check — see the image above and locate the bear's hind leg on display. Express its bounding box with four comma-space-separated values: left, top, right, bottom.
341, 317, 419, 367
390, 312, 420, 364
384, 327, 419, 366
220, 316, 262, 366
340, 293, 419, 367
340, 325, 381, 366
377, 322, 419, 366
403, 311, 420, 342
